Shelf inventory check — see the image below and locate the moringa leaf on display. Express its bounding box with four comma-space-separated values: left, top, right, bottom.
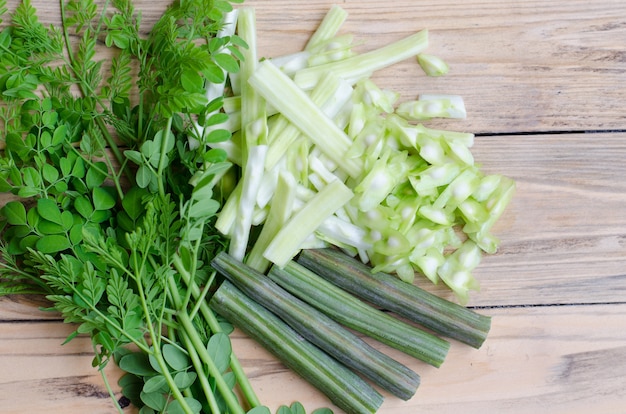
2, 201, 27, 226
162, 343, 189, 371
207, 332, 231, 374
36, 234, 71, 253
37, 198, 63, 225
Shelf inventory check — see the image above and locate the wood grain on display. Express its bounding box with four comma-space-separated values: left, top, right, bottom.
247, 0, 626, 134
2, 305, 626, 414
1, 0, 625, 413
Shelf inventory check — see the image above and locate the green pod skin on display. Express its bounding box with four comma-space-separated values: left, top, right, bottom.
298, 248, 492, 349
211, 252, 421, 400
268, 260, 450, 367
209, 280, 384, 414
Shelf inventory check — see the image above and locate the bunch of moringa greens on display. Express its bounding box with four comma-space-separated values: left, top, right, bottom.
0, 0, 515, 413
0, 1, 324, 413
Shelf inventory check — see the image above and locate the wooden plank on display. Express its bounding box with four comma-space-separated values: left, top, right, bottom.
0, 321, 131, 414
0, 295, 56, 321
2, 304, 625, 413
247, 0, 626, 134
467, 132, 626, 306
6, 0, 626, 135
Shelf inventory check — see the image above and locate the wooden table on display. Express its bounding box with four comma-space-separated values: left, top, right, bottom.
1, 1, 625, 413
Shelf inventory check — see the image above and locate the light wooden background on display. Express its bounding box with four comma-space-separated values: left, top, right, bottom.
1, 1, 625, 413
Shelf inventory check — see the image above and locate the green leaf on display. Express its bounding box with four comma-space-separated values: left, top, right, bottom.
77, 320, 96, 333
203, 148, 228, 163
162, 344, 189, 371
42, 98, 53, 112
92, 187, 116, 210
22, 167, 41, 188
291, 402, 306, 414
70, 223, 83, 245
205, 112, 229, 127
181, 69, 203, 92
173, 371, 196, 389
142, 375, 168, 393
52, 124, 67, 146
36, 234, 72, 253
118, 373, 144, 408
124, 150, 143, 165
311, 409, 334, 414
40, 130, 52, 148
9, 224, 32, 239
277, 407, 292, 414
140, 140, 157, 159
0, 176, 12, 192
213, 53, 240, 73
19, 234, 39, 251
148, 353, 163, 374
86, 162, 108, 189
119, 352, 158, 376
189, 199, 219, 219
116, 211, 134, 233
247, 407, 271, 414
208, 37, 227, 54
5, 132, 29, 159
167, 397, 202, 414
94, 331, 116, 353
42, 111, 58, 128
207, 332, 231, 373
59, 157, 73, 176
153, 129, 175, 154
74, 196, 94, 219
136, 165, 153, 189
2, 201, 27, 226
42, 163, 59, 184
205, 128, 231, 143
90, 210, 111, 223
202, 61, 225, 83
140, 391, 167, 411
106, 31, 130, 49
27, 207, 40, 228
60, 210, 74, 231
72, 157, 86, 178
122, 187, 148, 220
205, 97, 224, 114
37, 198, 63, 225
54, 181, 69, 193
17, 186, 40, 198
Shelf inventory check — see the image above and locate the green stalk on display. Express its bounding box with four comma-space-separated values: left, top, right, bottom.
248, 60, 363, 178
157, 117, 174, 198
130, 259, 193, 414
294, 29, 429, 90
92, 342, 125, 414
212, 252, 421, 400
268, 261, 450, 367
262, 178, 354, 267
210, 280, 384, 414
178, 329, 221, 414
304, 5, 349, 51
298, 248, 492, 348
172, 254, 262, 409
168, 260, 253, 413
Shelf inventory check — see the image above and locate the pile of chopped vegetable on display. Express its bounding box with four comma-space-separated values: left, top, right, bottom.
212, 5, 515, 304
0, 1, 514, 414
